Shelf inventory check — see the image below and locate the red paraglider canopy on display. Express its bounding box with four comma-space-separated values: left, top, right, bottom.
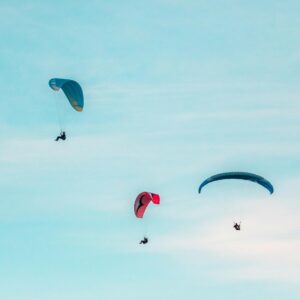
134, 192, 160, 218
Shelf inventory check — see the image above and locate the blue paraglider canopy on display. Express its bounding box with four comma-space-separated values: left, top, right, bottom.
49, 78, 84, 112
198, 172, 274, 194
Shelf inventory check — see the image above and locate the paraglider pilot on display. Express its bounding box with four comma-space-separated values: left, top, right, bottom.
55, 131, 66, 141
233, 222, 241, 231
139, 237, 148, 244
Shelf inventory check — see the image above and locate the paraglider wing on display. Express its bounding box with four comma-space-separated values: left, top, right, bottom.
198, 172, 274, 194
134, 192, 160, 218
49, 78, 84, 112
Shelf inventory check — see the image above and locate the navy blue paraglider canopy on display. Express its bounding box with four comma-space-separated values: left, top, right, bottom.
198, 172, 274, 194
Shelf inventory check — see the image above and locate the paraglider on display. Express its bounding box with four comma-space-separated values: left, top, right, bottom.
55, 131, 66, 142
134, 192, 160, 244
49, 78, 84, 140
198, 172, 273, 231
233, 222, 241, 231
198, 172, 274, 194
139, 237, 149, 244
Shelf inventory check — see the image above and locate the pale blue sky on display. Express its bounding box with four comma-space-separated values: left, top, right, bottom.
0, 1, 300, 299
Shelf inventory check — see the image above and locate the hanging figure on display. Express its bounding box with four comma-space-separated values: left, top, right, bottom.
233, 222, 241, 231
55, 131, 66, 141
139, 237, 148, 244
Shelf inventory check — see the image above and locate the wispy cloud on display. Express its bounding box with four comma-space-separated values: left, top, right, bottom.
147, 194, 300, 282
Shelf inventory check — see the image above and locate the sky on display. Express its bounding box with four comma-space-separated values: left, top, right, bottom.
0, 0, 300, 299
